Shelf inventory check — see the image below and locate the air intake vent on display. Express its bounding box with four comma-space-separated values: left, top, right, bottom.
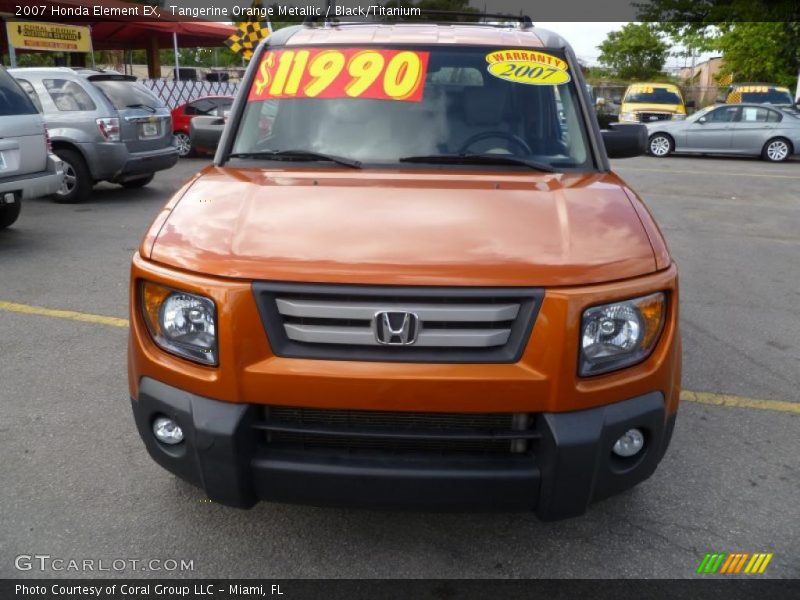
254, 406, 538, 456
252, 282, 542, 363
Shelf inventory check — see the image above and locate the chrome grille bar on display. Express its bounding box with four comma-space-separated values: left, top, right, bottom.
276, 298, 519, 322
284, 323, 512, 347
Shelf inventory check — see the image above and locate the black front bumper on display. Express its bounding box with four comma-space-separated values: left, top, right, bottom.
131, 378, 676, 520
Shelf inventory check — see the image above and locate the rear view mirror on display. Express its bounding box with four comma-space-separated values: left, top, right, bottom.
189, 115, 226, 151
601, 123, 647, 159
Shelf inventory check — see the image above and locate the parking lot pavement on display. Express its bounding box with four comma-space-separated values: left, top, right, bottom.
1, 156, 798, 579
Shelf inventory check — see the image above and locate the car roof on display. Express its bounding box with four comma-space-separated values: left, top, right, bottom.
723, 102, 788, 107
731, 83, 789, 89
626, 82, 680, 90
283, 23, 570, 50
8, 67, 118, 78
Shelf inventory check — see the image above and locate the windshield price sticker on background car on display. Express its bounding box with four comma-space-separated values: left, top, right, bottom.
485, 49, 570, 85
248, 48, 429, 102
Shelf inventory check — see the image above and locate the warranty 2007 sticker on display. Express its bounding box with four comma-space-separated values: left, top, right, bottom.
485, 49, 570, 85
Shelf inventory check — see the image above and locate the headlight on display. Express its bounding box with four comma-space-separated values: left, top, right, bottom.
620, 111, 638, 122
579, 292, 666, 376
141, 281, 217, 365
672, 113, 686, 120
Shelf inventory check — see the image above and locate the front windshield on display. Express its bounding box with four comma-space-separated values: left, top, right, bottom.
739, 88, 793, 104
689, 105, 714, 121
230, 45, 591, 169
624, 86, 682, 105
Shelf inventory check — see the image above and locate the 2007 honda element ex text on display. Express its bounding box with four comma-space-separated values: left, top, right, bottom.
129, 19, 681, 520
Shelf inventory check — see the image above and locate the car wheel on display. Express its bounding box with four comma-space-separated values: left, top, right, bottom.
52, 148, 92, 203
0, 198, 21, 229
120, 174, 155, 188
762, 137, 791, 162
174, 131, 192, 158
648, 134, 673, 157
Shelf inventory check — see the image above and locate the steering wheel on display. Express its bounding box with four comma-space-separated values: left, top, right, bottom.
458, 131, 533, 155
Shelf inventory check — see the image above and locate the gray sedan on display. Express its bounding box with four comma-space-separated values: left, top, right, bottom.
646, 103, 800, 162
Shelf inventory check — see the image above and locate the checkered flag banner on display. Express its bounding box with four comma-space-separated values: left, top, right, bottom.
224, 0, 272, 59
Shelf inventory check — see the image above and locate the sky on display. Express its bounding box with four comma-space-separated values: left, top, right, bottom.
536, 22, 626, 65
535, 23, 715, 71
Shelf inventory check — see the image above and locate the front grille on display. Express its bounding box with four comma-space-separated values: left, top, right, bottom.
255, 407, 537, 456
252, 282, 542, 362
637, 112, 673, 122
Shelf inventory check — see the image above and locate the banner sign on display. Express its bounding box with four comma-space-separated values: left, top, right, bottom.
6, 21, 92, 53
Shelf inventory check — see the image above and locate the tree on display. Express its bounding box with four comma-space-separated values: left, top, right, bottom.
714, 23, 800, 87
643, 0, 800, 86
597, 23, 669, 81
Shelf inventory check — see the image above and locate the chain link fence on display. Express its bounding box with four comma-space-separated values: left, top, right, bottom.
139, 80, 241, 109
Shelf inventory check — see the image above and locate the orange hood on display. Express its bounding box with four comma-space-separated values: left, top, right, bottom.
146, 167, 658, 287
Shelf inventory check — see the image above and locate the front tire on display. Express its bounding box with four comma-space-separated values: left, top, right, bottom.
0, 199, 21, 229
648, 134, 673, 157
174, 131, 192, 158
52, 148, 92, 203
120, 174, 154, 189
762, 137, 791, 162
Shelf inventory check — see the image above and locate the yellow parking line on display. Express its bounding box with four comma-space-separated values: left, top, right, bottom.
680, 390, 800, 414
0, 300, 128, 328
1, 299, 798, 414
617, 166, 800, 181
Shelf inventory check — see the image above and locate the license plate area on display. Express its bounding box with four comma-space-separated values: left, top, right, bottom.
140, 122, 159, 139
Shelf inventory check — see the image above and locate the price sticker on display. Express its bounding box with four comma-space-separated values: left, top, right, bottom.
248, 48, 429, 102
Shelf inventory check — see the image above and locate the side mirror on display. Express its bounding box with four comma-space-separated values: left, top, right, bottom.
595, 97, 606, 107
601, 123, 647, 159
685, 100, 695, 109
189, 115, 226, 151
697, 116, 707, 124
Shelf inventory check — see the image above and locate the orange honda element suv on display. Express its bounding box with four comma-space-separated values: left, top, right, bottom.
129, 18, 680, 520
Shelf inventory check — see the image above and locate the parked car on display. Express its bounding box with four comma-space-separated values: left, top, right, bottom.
129, 21, 680, 520
190, 99, 277, 157
618, 82, 692, 124
0, 66, 63, 229
9, 68, 178, 203
171, 95, 233, 157
646, 103, 800, 162
722, 84, 795, 106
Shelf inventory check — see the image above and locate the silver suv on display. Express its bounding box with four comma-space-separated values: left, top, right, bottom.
0, 66, 64, 229
10, 68, 178, 203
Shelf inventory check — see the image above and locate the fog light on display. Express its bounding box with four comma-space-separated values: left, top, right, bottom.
153, 416, 184, 445
612, 428, 645, 457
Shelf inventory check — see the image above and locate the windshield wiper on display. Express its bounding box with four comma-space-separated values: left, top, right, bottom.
228, 150, 362, 169
126, 103, 156, 113
398, 153, 556, 172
